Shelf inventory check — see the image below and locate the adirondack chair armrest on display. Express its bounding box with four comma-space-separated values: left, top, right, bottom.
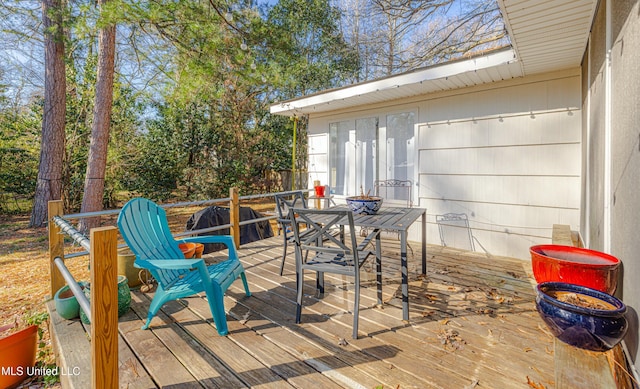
134, 258, 205, 271
179, 235, 236, 248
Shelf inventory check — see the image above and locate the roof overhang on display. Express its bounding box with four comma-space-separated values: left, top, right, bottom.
270, 0, 598, 117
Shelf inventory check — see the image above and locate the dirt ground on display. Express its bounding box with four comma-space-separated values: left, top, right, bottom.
0, 199, 277, 388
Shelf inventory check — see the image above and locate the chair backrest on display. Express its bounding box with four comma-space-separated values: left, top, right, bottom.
117, 198, 186, 283
274, 191, 307, 221
374, 179, 413, 207
436, 213, 475, 251
289, 208, 359, 268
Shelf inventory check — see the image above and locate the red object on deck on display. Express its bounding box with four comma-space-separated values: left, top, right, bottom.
314, 185, 325, 197
530, 244, 621, 295
0, 324, 38, 389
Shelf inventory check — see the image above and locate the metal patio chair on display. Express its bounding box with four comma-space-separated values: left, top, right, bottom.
436, 212, 476, 252
374, 179, 413, 208
373, 179, 414, 254
117, 197, 251, 335
274, 191, 308, 275
289, 208, 381, 339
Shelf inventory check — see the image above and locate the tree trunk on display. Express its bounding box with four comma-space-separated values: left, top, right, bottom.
30, 0, 66, 228
79, 0, 116, 232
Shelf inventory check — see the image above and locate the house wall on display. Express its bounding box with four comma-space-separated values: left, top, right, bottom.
584, 0, 640, 372
306, 70, 582, 260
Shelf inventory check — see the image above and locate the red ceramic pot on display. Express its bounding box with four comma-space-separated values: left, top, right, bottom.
530, 245, 620, 295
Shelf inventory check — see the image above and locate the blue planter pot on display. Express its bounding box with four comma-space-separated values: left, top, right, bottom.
535, 282, 628, 352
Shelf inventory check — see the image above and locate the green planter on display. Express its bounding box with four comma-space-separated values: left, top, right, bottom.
54, 282, 87, 320
80, 275, 131, 324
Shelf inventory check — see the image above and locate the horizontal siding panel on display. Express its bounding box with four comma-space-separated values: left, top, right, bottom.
423, 198, 580, 259
420, 112, 580, 150
419, 174, 580, 209
424, 76, 579, 123
419, 143, 581, 176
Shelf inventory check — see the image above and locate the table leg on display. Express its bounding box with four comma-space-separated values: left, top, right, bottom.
401, 231, 409, 321
375, 232, 382, 305
421, 211, 427, 275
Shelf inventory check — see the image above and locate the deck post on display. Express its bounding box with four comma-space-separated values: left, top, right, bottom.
48, 200, 65, 298
90, 226, 119, 389
230, 187, 240, 248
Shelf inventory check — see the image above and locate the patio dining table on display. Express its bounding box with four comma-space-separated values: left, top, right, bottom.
307, 206, 427, 321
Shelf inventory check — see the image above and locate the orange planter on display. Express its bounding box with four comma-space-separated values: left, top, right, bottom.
0, 324, 38, 389
179, 242, 197, 259
194, 243, 205, 258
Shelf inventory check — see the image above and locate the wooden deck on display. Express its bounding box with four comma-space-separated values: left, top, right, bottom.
48, 236, 556, 388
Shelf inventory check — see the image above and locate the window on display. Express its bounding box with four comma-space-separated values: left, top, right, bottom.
329, 121, 351, 195
329, 111, 415, 200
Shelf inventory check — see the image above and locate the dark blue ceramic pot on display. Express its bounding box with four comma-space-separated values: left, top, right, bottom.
535, 282, 627, 352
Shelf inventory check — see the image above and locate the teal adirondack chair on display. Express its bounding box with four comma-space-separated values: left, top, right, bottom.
117, 197, 251, 335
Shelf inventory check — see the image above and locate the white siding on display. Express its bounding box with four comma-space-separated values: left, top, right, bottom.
418, 75, 581, 259
306, 71, 582, 260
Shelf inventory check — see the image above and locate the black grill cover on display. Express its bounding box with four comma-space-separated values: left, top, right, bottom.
185, 206, 274, 254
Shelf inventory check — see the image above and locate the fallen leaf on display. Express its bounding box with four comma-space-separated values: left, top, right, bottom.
526, 376, 546, 389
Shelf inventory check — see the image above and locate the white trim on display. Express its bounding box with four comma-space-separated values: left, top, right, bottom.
270, 49, 517, 116
584, 32, 592, 249
604, 0, 612, 253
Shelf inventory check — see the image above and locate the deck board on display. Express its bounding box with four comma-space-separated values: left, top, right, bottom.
48, 236, 555, 388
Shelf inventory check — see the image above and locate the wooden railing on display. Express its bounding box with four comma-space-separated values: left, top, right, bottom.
48, 187, 311, 387
49, 201, 119, 388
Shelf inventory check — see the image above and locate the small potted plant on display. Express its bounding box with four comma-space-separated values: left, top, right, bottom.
346, 186, 383, 215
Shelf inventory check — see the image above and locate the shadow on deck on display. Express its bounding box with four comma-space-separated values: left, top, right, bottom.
47, 236, 555, 388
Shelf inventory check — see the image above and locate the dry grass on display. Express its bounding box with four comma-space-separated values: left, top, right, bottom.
0, 199, 277, 388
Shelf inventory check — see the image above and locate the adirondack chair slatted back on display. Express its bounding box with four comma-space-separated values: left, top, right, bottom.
118, 198, 186, 285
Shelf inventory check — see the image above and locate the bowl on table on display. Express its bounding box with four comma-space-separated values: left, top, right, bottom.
345, 196, 383, 215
